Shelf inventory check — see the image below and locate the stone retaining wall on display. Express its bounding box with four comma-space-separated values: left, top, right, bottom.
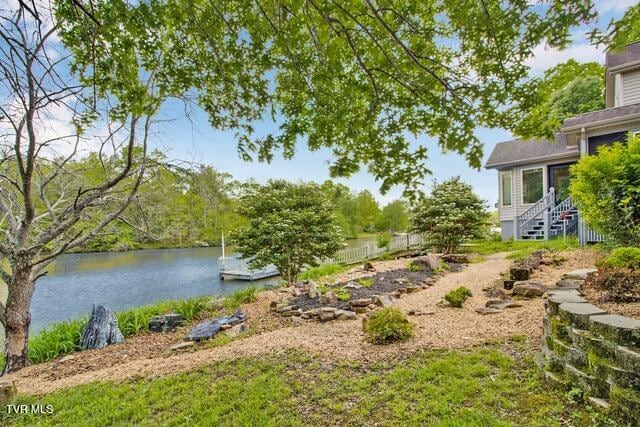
539, 270, 640, 424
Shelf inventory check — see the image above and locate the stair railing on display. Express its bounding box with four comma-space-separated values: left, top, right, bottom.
549, 196, 578, 239
516, 188, 555, 238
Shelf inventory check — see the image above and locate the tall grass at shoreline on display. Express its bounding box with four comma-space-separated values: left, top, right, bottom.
0, 288, 259, 370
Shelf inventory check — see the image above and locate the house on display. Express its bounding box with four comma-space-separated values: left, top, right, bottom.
485, 41, 640, 244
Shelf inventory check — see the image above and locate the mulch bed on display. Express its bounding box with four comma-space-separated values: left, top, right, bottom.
289, 264, 461, 311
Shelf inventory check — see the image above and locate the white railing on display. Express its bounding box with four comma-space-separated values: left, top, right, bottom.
578, 217, 605, 245
218, 233, 426, 273
516, 188, 555, 238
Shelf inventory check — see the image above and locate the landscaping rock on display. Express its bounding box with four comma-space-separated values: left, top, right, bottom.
344, 281, 362, 290
149, 313, 184, 333
486, 299, 523, 310
413, 254, 441, 271
350, 298, 374, 307
319, 312, 335, 322
563, 268, 597, 281
589, 315, 640, 348
558, 303, 607, 330
319, 291, 338, 305
363, 261, 376, 272
375, 294, 394, 307
408, 308, 435, 316
187, 310, 246, 341
0, 382, 16, 404
224, 323, 248, 338
421, 278, 436, 287
512, 281, 547, 298
393, 278, 408, 286
476, 307, 503, 315
308, 282, 319, 299
510, 266, 532, 281
546, 293, 587, 316
556, 279, 583, 290
406, 286, 420, 293
81, 305, 125, 350
168, 341, 195, 351
440, 254, 470, 264
335, 310, 357, 320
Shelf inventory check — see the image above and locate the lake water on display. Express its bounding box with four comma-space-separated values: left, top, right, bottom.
29, 247, 279, 334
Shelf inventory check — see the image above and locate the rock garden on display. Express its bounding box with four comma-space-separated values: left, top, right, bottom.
271, 253, 465, 322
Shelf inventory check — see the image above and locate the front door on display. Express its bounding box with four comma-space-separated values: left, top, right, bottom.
548, 163, 573, 204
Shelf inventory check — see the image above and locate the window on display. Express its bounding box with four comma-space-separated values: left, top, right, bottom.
501, 173, 512, 206
522, 168, 543, 204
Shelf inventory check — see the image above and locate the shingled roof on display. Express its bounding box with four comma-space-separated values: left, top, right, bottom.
484, 138, 578, 169
561, 103, 640, 130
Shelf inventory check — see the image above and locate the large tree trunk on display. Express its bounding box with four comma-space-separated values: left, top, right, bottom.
2, 261, 35, 375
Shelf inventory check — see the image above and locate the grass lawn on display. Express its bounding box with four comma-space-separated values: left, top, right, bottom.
1, 344, 611, 426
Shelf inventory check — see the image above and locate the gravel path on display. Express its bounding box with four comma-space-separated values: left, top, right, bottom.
6, 252, 549, 395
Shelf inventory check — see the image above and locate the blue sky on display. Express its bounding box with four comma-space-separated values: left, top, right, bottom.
149, 1, 633, 207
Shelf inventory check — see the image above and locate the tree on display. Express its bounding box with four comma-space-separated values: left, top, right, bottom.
355, 190, 381, 233
57, 0, 597, 196
512, 60, 604, 139
376, 200, 409, 232
411, 177, 488, 254
232, 181, 343, 284
570, 134, 640, 246
590, 4, 640, 50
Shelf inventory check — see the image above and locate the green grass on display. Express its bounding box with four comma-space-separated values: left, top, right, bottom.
223, 287, 258, 311
465, 237, 580, 257
0, 346, 607, 426
299, 264, 349, 280
357, 277, 374, 288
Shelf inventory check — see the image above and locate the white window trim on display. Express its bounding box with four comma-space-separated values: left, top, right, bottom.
521, 167, 544, 205
500, 171, 513, 207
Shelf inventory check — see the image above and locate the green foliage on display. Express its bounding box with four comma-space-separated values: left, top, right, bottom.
233, 180, 343, 283
357, 278, 374, 288
412, 177, 488, 254
224, 287, 258, 312
56, 0, 596, 195
376, 200, 409, 232
335, 288, 351, 302
603, 247, 640, 270
27, 319, 87, 364
408, 261, 425, 272
512, 60, 604, 139
570, 134, 640, 245
444, 286, 473, 308
299, 264, 348, 281
590, 4, 640, 50
376, 232, 392, 250
465, 237, 579, 256
363, 308, 413, 344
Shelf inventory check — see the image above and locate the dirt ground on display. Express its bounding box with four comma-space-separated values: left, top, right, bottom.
4, 250, 597, 396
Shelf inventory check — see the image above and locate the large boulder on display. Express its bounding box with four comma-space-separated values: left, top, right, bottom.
149, 313, 185, 333
80, 305, 124, 350
440, 254, 471, 264
413, 254, 441, 271
512, 281, 547, 298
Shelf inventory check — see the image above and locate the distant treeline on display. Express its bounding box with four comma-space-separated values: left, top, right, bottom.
82, 157, 409, 251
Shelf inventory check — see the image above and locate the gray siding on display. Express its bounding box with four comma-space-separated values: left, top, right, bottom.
500, 220, 514, 241
623, 68, 640, 106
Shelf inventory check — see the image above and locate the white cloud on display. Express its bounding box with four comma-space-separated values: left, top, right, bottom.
525, 42, 605, 75
595, 0, 636, 15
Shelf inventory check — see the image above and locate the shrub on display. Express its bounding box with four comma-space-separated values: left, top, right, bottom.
444, 286, 472, 308
408, 261, 425, 272
570, 134, 640, 245
335, 287, 351, 302
411, 177, 489, 254
357, 278, 374, 288
587, 268, 640, 303
28, 318, 87, 364
173, 297, 210, 321
233, 181, 343, 283
224, 287, 258, 311
363, 308, 413, 344
603, 247, 640, 270
376, 232, 392, 250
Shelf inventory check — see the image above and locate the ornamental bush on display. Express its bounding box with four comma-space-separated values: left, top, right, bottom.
604, 247, 640, 270
411, 177, 488, 254
363, 308, 413, 344
570, 134, 640, 246
444, 286, 472, 308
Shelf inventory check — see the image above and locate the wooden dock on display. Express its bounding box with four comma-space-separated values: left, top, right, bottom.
217, 233, 426, 281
